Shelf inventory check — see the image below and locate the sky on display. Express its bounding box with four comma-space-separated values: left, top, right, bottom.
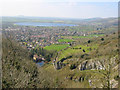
0, 0, 119, 19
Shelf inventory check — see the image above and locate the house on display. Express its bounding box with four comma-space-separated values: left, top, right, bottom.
42, 58, 45, 61
33, 54, 45, 62
33, 55, 38, 60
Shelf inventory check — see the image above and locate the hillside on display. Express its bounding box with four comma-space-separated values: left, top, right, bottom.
2, 32, 119, 88
1, 17, 119, 88
37, 32, 119, 88
2, 35, 40, 88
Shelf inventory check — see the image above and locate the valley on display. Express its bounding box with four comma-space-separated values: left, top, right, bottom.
1, 17, 119, 88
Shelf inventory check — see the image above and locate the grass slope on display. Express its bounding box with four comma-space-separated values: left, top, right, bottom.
61, 34, 104, 39
58, 39, 74, 42
44, 44, 69, 51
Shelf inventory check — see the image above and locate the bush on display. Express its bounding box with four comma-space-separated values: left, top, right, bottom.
88, 40, 91, 43
83, 49, 85, 52
70, 64, 76, 70
16, 65, 21, 70
101, 38, 104, 41
114, 75, 119, 81
81, 55, 84, 58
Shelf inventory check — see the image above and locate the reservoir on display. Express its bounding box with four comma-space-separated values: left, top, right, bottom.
36, 61, 44, 67
15, 22, 77, 27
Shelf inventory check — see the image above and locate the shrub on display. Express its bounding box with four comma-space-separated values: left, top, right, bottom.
83, 49, 85, 52
101, 38, 104, 41
70, 64, 76, 70
81, 55, 84, 58
88, 40, 91, 43
114, 75, 119, 81
16, 65, 21, 70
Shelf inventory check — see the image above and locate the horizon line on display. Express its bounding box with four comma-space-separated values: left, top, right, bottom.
1, 16, 118, 19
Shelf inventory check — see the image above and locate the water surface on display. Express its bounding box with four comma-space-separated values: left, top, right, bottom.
15, 22, 77, 27
36, 61, 44, 67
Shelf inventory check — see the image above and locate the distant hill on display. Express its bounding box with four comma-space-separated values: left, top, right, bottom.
1, 16, 117, 25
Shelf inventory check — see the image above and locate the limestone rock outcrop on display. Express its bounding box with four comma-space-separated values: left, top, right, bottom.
78, 56, 118, 71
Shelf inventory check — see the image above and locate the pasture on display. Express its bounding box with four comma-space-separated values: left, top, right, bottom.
44, 44, 69, 51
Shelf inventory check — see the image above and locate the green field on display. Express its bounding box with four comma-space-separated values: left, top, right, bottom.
58, 48, 81, 60
71, 36, 92, 38
61, 36, 89, 39
61, 34, 104, 39
73, 44, 98, 51
58, 44, 98, 61
88, 34, 104, 37
44, 44, 69, 51
58, 39, 74, 42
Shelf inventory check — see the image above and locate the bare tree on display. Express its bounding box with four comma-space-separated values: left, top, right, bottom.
100, 56, 114, 89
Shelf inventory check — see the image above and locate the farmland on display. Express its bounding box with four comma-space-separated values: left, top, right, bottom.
61, 34, 104, 39
58, 39, 74, 42
44, 44, 69, 51
57, 44, 98, 61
